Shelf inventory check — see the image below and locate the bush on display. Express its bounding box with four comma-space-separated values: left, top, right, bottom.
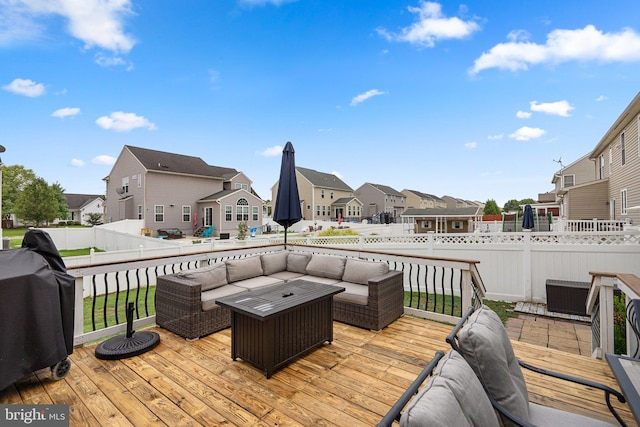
318, 227, 359, 237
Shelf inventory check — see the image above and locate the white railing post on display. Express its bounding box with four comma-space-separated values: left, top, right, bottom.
599, 283, 616, 355
73, 276, 85, 346
522, 232, 532, 301
461, 269, 472, 310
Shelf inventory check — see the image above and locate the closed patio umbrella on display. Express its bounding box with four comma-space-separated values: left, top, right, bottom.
273, 141, 302, 248
522, 204, 535, 230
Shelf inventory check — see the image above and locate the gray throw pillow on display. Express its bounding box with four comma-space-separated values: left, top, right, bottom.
457, 305, 530, 426
401, 350, 499, 427
287, 252, 311, 274
306, 254, 347, 280
178, 262, 227, 291
225, 256, 263, 283
260, 251, 288, 275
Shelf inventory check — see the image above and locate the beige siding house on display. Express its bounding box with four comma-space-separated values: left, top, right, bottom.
271, 166, 359, 222
355, 183, 406, 223
589, 92, 640, 225
401, 207, 482, 234
551, 154, 604, 220
104, 146, 263, 238
402, 189, 446, 209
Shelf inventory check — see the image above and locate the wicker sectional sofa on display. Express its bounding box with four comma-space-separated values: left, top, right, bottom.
155, 250, 404, 339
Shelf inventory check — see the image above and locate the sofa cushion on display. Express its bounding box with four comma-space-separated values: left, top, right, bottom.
261, 251, 288, 276
298, 275, 341, 285
201, 285, 248, 311
334, 281, 368, 305
305, 254, 346, 280
287, 252, 311, 274
400, 350, 499, 427
342, 258, 389, 285
225, 256, 263, 283
457, 305, 530, 425
528, 402, 616, 427
177, 262, 227, 291
233, 276, 283, 290
268, 271, 305, 282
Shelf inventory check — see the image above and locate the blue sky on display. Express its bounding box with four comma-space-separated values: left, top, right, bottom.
2, 0, 640, 207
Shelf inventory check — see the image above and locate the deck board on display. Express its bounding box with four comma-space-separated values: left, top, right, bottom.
0, 316, 634, 426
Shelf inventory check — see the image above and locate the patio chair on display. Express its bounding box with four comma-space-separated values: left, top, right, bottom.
202, 226, 213, 238
446, 305, 627, 427
377, 350, 501, 427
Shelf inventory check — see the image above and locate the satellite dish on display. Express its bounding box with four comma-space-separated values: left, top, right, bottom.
115, 187, 125, 195
0, 145, 5, 153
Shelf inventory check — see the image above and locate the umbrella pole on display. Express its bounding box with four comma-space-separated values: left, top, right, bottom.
284, 226, 288, 249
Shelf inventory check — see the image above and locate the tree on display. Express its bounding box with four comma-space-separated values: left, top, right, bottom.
503, 199, 521, 213
51, 182, 69, 221
483, 199, 501, 215
1, 165, 36, 219
85, 212, 103, 226
14, 178, 59, 227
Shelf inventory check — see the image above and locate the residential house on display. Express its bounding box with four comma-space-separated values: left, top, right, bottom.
442, 195, 475, 209
550, 154, 607, 220
588, 92, 640, 225
103, 146, 263, 238
271, 166, 360, 222
355, 183, 406, 223
402, 189, 446, 209
401, 207, 482, 234
62, 193, 104, 226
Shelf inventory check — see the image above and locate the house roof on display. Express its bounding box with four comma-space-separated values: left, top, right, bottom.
403, 189, 444, 202
126, 145, 238, 179
296, 167, 353, 191
401, 207, 481, 217
333, 196, 362, 206
197, 188, 262, 203
366, 183, 404, 197
64, 193, 104, 210
590, 91, 640, 158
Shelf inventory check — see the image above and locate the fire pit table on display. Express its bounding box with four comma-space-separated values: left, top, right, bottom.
215, 280, 344, 378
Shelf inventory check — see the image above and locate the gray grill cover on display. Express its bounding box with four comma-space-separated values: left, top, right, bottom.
0, 230, 74, 391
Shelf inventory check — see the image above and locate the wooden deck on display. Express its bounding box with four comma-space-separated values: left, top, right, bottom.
1, 316, 634, 426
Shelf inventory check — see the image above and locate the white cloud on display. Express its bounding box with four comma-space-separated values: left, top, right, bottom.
516, 110, 531, 119
509, 126, 546, 141
70, 158, 85, 167
92, 155, 116, 165
260, 145, 283, 157
465, 141, 477, 149
239, 0, 297, 6
351, 89, 386, 106
2, 78, 45, 97
487, 133, 504, 140
51, 107, 80, 118
596, 95, 607, 102
95, 53, 132, 70
471, 25, 640, 74
377, 1, 480, 47
95, 111, 157, 132
530, 100, 574, 117
0, 0, 136, 53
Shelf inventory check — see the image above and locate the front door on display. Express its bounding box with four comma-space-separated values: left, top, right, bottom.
204, 207, 213, 226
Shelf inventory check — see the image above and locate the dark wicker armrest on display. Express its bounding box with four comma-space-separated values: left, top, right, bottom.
367, 270, 404, 309
156, 274, 203, 317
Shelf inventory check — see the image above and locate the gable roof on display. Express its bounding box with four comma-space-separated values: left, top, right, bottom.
64, 193, 104, 210
404, 189, 444, 202
402, 207, 481, 217
296, 167, 353, 191
333, 196, 362, 206
366, 183, 404, 197
126, 145, 238, 179
197, 188, 261, 203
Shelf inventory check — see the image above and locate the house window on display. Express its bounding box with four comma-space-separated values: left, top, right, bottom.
236, 198, 249, 221
330, 191, 334, 199
225, 205, 232, 222
599, 154, 605, 179
621, 133, 626, 166
234, 183, 248, 190
154, 205, 164, 222
182, 206, 191, 222
316, 205, 320, 216
562, 174, 575, 188
322, 206, 326, 216
121, 177, 129, 193
421, 220, 432, 228
452, 221, 463, 229
252, 206, 259, 221
137, 205, 143, 220
321, 189, 325, 199
609, 146, 613, 174
307, 205, 311, 210
621, 189, 628, 215
137, 173, 142, 188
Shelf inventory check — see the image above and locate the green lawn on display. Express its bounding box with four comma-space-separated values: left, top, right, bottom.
3, 227, 102, 254
84, 286, 156, 333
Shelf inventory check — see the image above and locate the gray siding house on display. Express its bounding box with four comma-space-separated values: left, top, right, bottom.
104, 145, 263, 238
62, 193, 104, 226
355, 182, 406, 223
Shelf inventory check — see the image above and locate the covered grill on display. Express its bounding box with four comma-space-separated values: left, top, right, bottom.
0, 229, 75, 391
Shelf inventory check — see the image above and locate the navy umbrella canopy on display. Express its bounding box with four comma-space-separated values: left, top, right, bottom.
273, 141, 302, 247
522, 204, 535, 230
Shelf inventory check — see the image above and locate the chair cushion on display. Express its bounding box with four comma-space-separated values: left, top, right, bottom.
400, 350, 500, 427
457, 304, 530, 425
225, 256, 263, 283
334, 281, 368, 305
287, 252, 311, 274
306, 254, 346, 280
528, 402, 617, 427
261, 251, 288, 275
342, 258, 389, 285
201, 285, 248, 311
177, 262, 227, 291
232, 276, 283, 290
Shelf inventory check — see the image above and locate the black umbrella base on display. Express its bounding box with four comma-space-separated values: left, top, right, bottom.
95, 330, 160, 360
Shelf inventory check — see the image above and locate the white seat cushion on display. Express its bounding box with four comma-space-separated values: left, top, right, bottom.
201, 285, 248, 311
529, 402, 617, 426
